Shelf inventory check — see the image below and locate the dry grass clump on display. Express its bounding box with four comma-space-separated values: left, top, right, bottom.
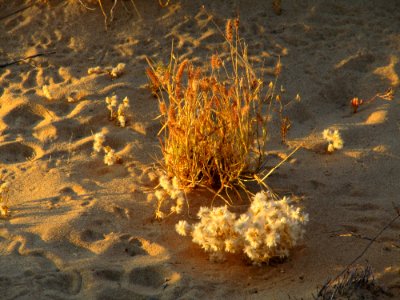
317, 265, 387, 300
147, 18, 286, 202
176, 191, 308, 264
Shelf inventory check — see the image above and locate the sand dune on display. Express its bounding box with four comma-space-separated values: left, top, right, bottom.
0, 0, 399, 299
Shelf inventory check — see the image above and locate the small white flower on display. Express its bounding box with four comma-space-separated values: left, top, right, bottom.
159, 175, 173, 191
323, 128, 343, 152
172, 177, 180, 189
224, 239, 238, 253
155, 210, 165, 219
117, 103, 125, 116
122, 96, 130, 108
118, 115, 126, 127
104, 147, 117, 166
155, 190, 167, 202
176, 197, 184, 207
110, 95, 118, 107
93, 133, 105, 153
174, 205, 183, 214
110, 63, 126, 78
175, 220, 190, 236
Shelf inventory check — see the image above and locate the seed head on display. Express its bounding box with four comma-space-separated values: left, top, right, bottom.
175, 59, 189, 84
225, 19, 233, 42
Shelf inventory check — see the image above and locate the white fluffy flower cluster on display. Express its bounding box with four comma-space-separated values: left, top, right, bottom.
235, 192, 308, 264
93, 133, 119, 166
105, 95, 130, 127
323, 129, 343, 152
154, 175, 185, 218
192, 206, 240, 262
176, 191, 308, 265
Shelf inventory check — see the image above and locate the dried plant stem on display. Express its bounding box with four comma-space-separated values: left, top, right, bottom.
0, 51, 56, 68
129, 0, 142, 19
77, 0, 96, 10
109, 0, 118, 23
257, 145, 300, 184
97, 0, 108, 29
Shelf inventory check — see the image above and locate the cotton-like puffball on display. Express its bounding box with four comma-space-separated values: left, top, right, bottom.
323, 129, 344, 152
110, 63, 126, 78
104, 146, 118, 166
177, 191, 308, 265
93, 133, 105, 153
175, 220, 190, 236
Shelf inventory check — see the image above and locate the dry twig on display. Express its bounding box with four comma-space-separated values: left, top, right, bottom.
0, 51, 56, 68
317, 205, 400, 298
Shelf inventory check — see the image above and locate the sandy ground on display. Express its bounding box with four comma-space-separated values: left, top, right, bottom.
0, 0, 399, 299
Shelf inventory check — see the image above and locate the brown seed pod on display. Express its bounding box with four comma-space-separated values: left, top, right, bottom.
274, 60, 282, 76
159, 101, 167, 115
146, 68, 161, 90
233, 18, 239, 31
211, 54, 222, 70
225, 19, 233, 42
175, 59, 189, 84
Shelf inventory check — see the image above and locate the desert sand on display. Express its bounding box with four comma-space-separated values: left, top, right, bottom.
0, 0, 399, 299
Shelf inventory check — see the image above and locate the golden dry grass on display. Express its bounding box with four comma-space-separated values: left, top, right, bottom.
147, 19, 288, 203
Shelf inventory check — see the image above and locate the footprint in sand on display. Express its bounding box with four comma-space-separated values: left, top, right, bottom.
96, 288, 148, 300
127, 264, 181, 298
3, 103, 45, 131
58, 184, 87, 202
79, 229, 104, 243
21, 69, 38, 89
0, 233, 83, 298
0, 141, 39, 164
33, 270, 82, 296
0, 269, 82, 298
100, 235, 149, 257
129, 265, 173, 289
93, 268, 124, 282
